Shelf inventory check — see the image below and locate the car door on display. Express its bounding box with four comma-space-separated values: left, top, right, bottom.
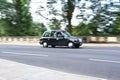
49, 31, 57, 46
55, 32, 67, 46
42, 31, 51, 45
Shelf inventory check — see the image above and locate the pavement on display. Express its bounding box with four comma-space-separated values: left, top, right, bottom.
0, 42, 119, 80
0, 59, 107, 80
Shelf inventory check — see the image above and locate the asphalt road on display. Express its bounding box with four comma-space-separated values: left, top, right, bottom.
0, 45, 120, 80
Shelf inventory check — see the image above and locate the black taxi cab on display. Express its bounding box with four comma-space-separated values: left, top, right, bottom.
39, 30, 82, 48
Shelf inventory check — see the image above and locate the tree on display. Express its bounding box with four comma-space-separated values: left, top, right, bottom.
0, 0, 33, 36
12, 0, 33, 36
112, 8, 120, 35
37, 0, 77, 33
84, 0, 120, 36
32, 22, 46, 36
36, 0, 62, 30
72, 22, 90, 36
65, 0, 75, 33
0, 0, 14, 36
37, 0, 120, 36
0, 0, 11, 18
114, 15, 120, 35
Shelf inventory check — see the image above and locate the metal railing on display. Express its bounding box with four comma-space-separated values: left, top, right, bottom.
0, 36, 120, 43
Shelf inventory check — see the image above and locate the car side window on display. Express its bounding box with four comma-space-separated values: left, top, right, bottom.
43, 32, 50, 37
50, 31, 55, 37
56, 32, 62, 37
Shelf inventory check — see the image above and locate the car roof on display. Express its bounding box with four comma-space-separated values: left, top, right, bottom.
45, 29, 65, 33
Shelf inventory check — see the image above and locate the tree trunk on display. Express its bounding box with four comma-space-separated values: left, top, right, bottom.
67, 17, 72, 33
66, 0, 75, 34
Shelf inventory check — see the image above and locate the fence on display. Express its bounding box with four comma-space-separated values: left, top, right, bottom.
85, 36, 120, 43
0, 36, 120, 43
0, 36, 40, 43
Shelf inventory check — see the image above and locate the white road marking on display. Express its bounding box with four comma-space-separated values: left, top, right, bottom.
3, 51, 48, 57
89, 58, 120, 64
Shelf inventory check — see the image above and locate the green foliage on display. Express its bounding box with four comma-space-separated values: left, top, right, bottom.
12, 0, 33, 36
111, 11, 120, 35
83, 0, 120, 36
37, 0, 77, 33
0, 19, 9, 36
0, 0, 14, 36
0, 0, 33, 36
50, 18, 61, 29
32, 22, 46, 36
36, 0, 63, 30
0, 0, 120, 36
87, 14, 103, 36
72, 22, 90, 36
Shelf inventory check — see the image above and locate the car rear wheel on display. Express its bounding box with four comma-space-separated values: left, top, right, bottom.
43, 42, 48, 47
68, 42, 74, 48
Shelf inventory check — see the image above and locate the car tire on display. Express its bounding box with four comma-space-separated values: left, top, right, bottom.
51, 45, 55, 48
68, 42, 74, 48
43, 42, 48, 47
75, 45, 79, 48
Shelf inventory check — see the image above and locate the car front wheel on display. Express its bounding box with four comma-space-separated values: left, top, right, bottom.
68, 42, 74, 48
75, 45, 79, 48
43, 42, 48, 47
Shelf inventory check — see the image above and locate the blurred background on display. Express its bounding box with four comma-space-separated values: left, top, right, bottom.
0, 0, 120, 43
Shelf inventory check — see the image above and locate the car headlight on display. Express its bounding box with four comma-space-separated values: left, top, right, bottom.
79, 39, 82, 42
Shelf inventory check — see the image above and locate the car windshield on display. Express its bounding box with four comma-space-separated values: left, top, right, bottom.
62, 31, 71, 37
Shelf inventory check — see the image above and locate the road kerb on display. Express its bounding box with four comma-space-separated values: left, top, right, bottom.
0, 42, 120, 47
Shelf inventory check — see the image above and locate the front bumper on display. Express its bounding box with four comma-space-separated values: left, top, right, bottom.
73, 42, 82, 46
39, 40, 43, 44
